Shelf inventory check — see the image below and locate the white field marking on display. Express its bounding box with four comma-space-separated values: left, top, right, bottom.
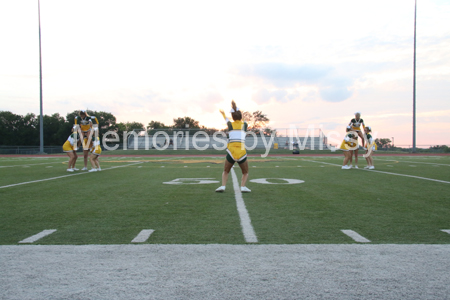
304, 160, 450, 184
131, 230, 155, 243
0, 162, 143, 189
184, 166, 188, 168
250, 178, 304, 185
341, 230, 371, 243
163, 178, 219, 185
45, 166, 53, 168
161, 166, 165, 168
441, 230, 450, 235
230, 168, 258, 243
275, 166, 279, 168
137, 166, 142, 168
18, 229, 57, 244
206, 166, 210, 168
376, 159, 450, 167
386, 165, 393, 167
0, 161, 63, 168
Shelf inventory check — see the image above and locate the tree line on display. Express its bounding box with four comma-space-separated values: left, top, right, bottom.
0, 110, 271, 146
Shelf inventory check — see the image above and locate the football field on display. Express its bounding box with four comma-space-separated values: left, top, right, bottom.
1, 154, 450, 299
1, 154, 449, 245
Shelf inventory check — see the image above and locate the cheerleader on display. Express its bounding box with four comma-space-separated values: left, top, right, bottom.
88, 127, 102, 172
339, 126, 358, 169
363, 126, 376, 169
215, 100, 251, 193
74, 110, 99, 171
348, 111, 365, 148
62, 127, 80, 172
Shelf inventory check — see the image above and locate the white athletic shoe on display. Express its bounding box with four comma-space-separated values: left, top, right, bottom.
364, 166, 370, 169
215, 186, 226, 192
354, 166, 359, 169
67, 168, 74, 172
97, 167, 101, 171
73, 168, 79, 171
241, 186, 251, 193
369, 166, 375, 170
89, 168, 98, 172
341, 165, 351, 169
82, 167, 88, 171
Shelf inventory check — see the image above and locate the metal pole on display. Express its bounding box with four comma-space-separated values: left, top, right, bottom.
38, 0, 45, 153
412, 0, 417, 153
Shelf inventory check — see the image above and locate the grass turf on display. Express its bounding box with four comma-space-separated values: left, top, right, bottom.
0, 155, 449, 245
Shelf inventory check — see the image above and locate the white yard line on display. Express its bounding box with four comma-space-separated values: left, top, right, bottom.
442, 230, 450, 235
0, 162, 143, 189
230, 168, 258, 243
376, 159, 450, 167
304, 160, 450, 184
341, 230, 371, 243
131, 230, 155, 243
18, 229, 57, 244
0, 161, 63, 168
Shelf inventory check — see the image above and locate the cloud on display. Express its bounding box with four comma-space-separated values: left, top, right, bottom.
252, 89, 288, 104
236, 63, 332, 88
234, 63, 354, 103
194, 91, 224, 113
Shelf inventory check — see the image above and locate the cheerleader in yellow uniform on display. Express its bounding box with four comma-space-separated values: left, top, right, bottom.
339, 126, 358, 169
363, 126, 377, 169
75, 110, 99, 170
62, 127, 80, 172
348, 111, 366, 148
215, 100, 251, 193
74, 110, 99, 135
88, 128, 102, 172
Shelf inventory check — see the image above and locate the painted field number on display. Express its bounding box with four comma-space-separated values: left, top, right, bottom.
163, 178, 220, 185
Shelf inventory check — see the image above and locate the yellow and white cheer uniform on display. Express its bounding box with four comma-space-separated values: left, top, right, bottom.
90, 136, 102, 155
339, 133, 357, 151
75, 115, 99, 133
62, 133, 78, 152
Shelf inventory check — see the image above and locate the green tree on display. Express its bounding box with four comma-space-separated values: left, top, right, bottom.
173, 117, 200, 129
0, 111, 21, 145
243, 111, 269, 130
375, 138, 391, 149
117, 121, 145, 142
147, 121, 167, 129
39, 113, 66, 146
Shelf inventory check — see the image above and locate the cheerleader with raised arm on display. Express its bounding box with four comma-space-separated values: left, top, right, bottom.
348, 111, 366, 148
74, 110, 99, 171
215, 100, 251, 193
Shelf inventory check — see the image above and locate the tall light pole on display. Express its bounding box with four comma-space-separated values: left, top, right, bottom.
412, 0, 417, 153
38, 0, 45, 154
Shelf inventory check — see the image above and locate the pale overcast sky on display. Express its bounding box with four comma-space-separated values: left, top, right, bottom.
0, 0, 449, 146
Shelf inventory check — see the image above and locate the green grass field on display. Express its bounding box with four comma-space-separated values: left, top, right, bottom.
0, 154, 449, 245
